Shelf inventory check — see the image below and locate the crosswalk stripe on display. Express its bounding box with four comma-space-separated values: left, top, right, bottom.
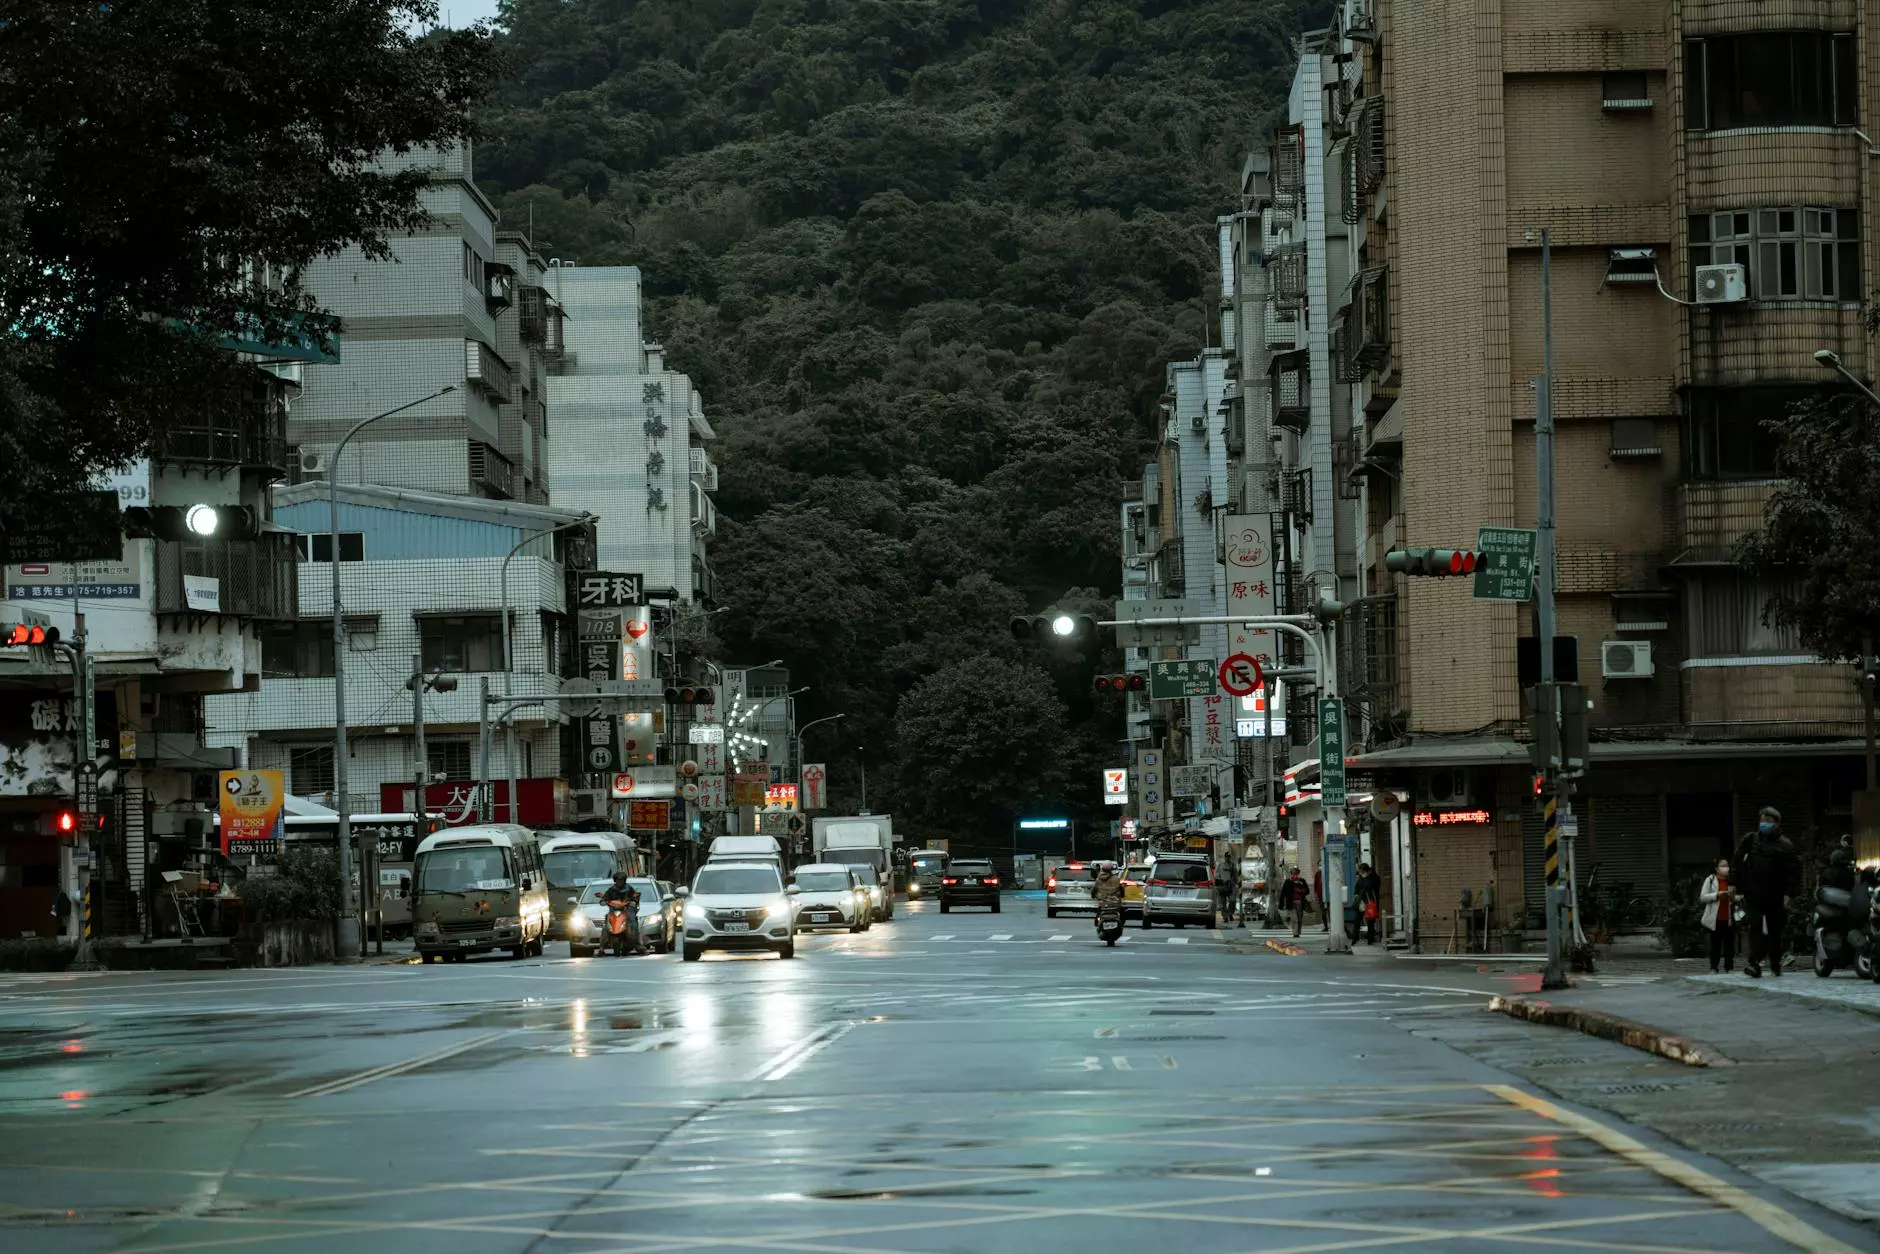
1167, 937, 1189, 945
1049, 934, 1071, 941
931, 934, 955, 940
990, 933, 1013, 941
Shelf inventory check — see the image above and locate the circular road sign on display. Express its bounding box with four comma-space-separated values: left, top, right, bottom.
1219, 653, 1262, 698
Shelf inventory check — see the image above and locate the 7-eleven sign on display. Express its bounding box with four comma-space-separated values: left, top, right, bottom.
1103, 768, 1128, 805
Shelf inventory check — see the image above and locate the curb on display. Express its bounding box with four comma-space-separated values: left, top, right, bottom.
1265, 938, 1307, 957
1487, 994, 1732, 1067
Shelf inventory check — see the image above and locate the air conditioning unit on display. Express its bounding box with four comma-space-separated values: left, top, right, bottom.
1601, 640, 1654, 679
1694, 263, 1748, 305
298, 451, 328, 477
1191, 414, 1207, 435
1419, 768, 1472, 809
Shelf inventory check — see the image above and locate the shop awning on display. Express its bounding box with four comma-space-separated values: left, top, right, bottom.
1348, 736, 1869, 771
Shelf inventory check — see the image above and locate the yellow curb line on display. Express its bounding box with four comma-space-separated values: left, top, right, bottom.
1265, 939, 1307, 956
1486, 1085, 1862, 1254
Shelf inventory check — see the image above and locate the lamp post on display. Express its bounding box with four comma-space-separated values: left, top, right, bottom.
794, 713, 846, 780
498, 515, 596, 825
330, 385, 455, 961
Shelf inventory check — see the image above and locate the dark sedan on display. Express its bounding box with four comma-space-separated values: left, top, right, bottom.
939, 859, 1001, 912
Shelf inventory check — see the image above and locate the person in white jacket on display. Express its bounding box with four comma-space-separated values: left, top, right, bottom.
1698, 857, 1736, 974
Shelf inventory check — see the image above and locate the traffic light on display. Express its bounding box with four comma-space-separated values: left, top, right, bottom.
663, 685, 715, 706
1385, 548, 1482, 577
1010, 613, 1099, 643
121, 504, 261, 541
1531, 772, 1546, 798
3, 623, 59, 647
1093, 674, 1147, 695
35, 807, 100, 837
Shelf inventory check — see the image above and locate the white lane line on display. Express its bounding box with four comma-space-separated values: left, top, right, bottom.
1110, 1056, 1132, 1071
287, 1031, 511, 1099
747, 1020, 859, 1083
930, 934, 956, 940
1167, 937, 1190, 945
1049, 934, 1072, 941
990, 933, 1013, 941
1160, 1055, 1178, 1069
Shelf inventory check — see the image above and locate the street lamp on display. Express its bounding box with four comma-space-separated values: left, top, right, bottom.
795, 713, 846, 785
1813, 348, 1880, 408
330, 384, 455, 961
496, 514, 597, 825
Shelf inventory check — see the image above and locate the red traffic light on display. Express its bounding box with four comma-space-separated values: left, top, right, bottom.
1532, 773, 1545, 797
56, 810, 76, 834
5, 624, 58, 646
1093, 674, 1147, 694
663, 686, 714, 705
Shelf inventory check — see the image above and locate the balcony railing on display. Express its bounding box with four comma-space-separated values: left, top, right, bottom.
153, 374, 291, 473
154, 532, 298, 619
1156, 541, 1186, 596
465, 339, 515, 404
1272, 352, 1309, 432
1671, 480, 1778, 564
1685, 660, 1863, 739
468, 442, 516, 499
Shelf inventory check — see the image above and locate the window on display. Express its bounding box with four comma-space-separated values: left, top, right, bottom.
1686, 32, 1857, 130
427, 740, 472, 781
1684, 387, 1816, 479
1685, 573, 1803, 658
295, 532, 364, 562
289, 744, 336, 796
1609, 418, 1662, 459
261, 621, 335, 677
419, 613, 507, 673
1601, 71, 1652, 110
1689, 208, 1858, 300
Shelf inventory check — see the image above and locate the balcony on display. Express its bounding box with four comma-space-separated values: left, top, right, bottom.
468, 442, 516, 499
154, 532, 298, 619
464, 339, 515, 404
689, 447, 719, 491
1272, 351, 1309, 433
1353, 267, 1389, 369
1269, 246, 1307, 310
1684, 660, 1864, 739
153, 374, 290, 473
690, 480, 717, 536
1670, 480, 1778, 564
1156, 540, 1186, 596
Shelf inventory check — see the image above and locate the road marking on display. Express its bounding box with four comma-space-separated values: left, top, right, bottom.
287, 1032, 510, 1099
1486, 1085, 1863, 1254
930, 934, 955, 940
1094, 1027, 1117, 1038
1049, 934, 1071, 941
1167, 937, 1189, 945
748, 1020, 858, 1082
1160, 1055, 1178, 1069
1110, 1055, 1132, 1070
990, 933, 1013, 941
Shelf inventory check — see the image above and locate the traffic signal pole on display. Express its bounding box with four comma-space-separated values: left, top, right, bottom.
1536, 229, 1574, 991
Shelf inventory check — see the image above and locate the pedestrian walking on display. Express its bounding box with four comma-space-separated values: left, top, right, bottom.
1216, 854, 1238, 925
1313, 867, 1329, 932
1279, 867, 1309, 937
1355, 862, 1382, 944
1698, 857, 1737, 973
1732, 806, 1798, 979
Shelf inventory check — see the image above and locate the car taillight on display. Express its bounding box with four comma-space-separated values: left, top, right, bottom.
942, 878, 957, 885
983, 876, 1000, 885
1047, 877, 1057, 891
1149, 878, 1171, 886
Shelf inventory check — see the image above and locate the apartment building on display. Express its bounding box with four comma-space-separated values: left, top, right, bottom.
541, 266, 719, 605
204, 484, 593, 824
0, 370, 302, 939
284, 144, 554, 507
1329, 0, 1876, 946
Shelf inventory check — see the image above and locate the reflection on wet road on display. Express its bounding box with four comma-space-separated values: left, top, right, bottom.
0, 900, 1867, 1252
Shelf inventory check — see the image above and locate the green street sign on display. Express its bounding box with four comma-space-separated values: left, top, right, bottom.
1319, 697, 1347, 808
1474, 526, 1536, 601
1149, 658, 1216, 700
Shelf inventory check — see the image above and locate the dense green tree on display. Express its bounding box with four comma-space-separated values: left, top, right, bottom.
0, 1, 498, 515
482, 0, 1321, 827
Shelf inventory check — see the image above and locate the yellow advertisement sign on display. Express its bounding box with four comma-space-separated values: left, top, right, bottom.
219, 769, 285, 856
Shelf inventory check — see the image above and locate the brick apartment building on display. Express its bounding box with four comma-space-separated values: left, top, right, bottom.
1323, 0, 1877, 946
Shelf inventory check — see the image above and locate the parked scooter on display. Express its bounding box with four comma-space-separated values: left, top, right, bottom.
1095, 901, 1124, 947
1811, 857, 1874, 979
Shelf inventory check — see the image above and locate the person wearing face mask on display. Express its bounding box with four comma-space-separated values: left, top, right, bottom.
1731, 806, 1798, 979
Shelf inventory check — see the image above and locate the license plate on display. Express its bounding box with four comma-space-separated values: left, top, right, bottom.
457, 938, 476, 946
1177, 888, 1199, 899
963, 878, 981, 884
722, 922, 750, 932
811, 913, 834, 922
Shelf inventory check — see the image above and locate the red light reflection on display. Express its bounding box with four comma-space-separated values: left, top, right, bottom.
1516, 1136, 1564, 1198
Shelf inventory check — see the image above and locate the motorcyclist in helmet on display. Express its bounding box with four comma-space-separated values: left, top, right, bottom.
1092, 864, 1126, 909
599, 872, 642, 954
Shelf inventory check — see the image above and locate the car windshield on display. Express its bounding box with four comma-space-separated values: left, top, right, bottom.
416, 846, 513, 893
910, 854, 948, 870
1155, 861, 1212, 884
544, 849, 618, 887
845, 866, 879, 885
1054, 867, 1093, 881
952, 863, 993, 874
795, 871, 853, 891
693, 866, 783, 896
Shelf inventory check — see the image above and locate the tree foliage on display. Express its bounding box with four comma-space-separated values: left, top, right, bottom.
1738, 395, 1880, 661
0, 1, 498, 511
482, 0, 1319, 833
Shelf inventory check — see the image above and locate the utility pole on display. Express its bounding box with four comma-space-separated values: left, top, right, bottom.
1536, 229, 1575, 991
412, 652, 428, 837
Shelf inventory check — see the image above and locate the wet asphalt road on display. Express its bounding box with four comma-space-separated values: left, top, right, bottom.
0, 897, 1873, 1253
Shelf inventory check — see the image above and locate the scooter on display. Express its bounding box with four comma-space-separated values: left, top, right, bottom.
1811, 872, 1875, 980
606, 902, 643, 957
1095, 901, 1124, 946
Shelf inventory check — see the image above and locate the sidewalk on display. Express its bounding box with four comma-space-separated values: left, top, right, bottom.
1422, 963, 1880, 1231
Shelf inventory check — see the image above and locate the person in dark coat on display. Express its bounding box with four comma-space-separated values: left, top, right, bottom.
1354, 862, 1382, 944
1732, 805, 1798, 978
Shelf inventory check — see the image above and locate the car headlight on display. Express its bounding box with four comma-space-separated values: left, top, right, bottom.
765, 901, 793, 921
417, 920, 440, 937
684, 904, 706, 923
494, 916, 520, 929
567, 913, 591, 932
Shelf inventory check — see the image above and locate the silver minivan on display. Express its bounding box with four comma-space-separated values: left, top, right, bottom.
1140, 854, 1218, 929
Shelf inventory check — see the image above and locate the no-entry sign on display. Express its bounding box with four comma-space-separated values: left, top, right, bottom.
1218, 653, 1263, 698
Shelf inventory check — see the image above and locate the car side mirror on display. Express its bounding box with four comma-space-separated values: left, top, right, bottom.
787, 884, 802, 895
674, 887, 690, 898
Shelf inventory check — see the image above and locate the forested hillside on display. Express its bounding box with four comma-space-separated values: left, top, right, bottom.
480, 0, 1322, 834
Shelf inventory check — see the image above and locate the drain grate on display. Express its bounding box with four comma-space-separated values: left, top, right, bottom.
1590, 1082, 1683, 1094
1523, 1057, 1602, 1066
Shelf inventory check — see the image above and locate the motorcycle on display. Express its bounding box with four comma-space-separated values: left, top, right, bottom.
1811, 872, 1875, 980
1095, 900, 1124, 946
605, 901, 642, 957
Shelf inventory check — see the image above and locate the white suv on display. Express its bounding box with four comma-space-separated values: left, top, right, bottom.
679, 861, 799, 961
789, 863, 868, 933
